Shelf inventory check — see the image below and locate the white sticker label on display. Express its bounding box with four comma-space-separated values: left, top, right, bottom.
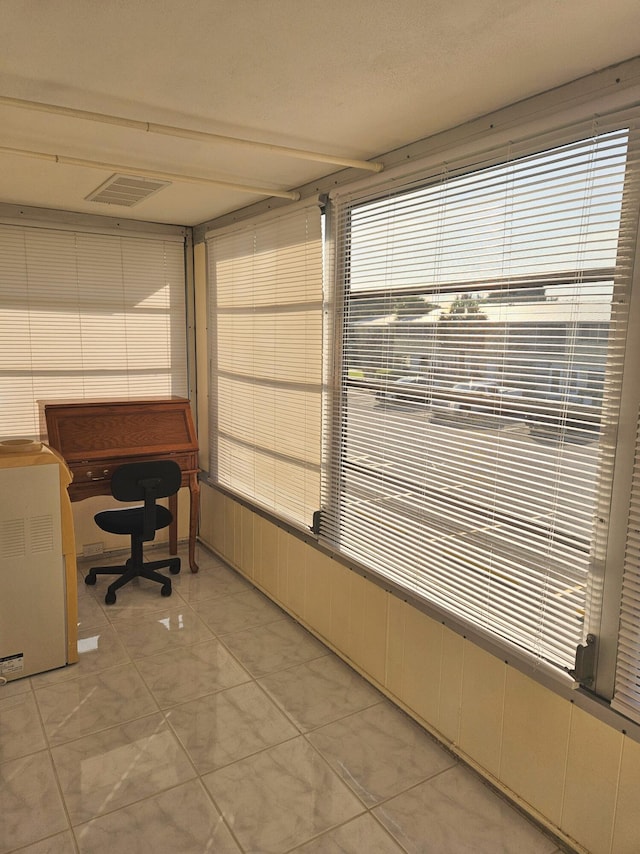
0, 654, 24, 675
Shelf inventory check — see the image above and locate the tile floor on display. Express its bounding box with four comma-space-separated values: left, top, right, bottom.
1, 543, 571, 854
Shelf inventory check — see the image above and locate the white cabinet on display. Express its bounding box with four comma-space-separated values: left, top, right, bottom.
0, 447, 75, 680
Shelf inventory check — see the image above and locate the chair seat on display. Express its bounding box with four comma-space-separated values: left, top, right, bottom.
95, 504, 173, 536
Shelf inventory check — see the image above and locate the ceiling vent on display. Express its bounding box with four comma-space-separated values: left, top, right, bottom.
85, 174, 171, 207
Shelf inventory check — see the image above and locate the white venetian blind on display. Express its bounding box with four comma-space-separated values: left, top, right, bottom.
322, 120, 640, 671
0, 224, 188, 438
206, 202, 323, 528
612, 410, 640, 723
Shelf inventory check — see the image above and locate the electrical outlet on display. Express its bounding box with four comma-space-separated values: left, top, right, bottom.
83, 542, 104, 557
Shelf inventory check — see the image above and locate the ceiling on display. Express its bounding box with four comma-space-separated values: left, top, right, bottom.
1, 0, 639, 227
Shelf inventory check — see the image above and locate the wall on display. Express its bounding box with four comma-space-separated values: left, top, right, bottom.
198, 482, 640, 854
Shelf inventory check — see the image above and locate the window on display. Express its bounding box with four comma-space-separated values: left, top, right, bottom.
322, 119, 640, 678
206, 202, 323, 528
0, 223, 188, 437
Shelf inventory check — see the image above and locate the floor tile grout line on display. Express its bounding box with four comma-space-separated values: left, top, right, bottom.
132, 559, 264, 852
215, 638, 331, 681
204, 554, 569, 850
195, 611, 295, 639
251, 667, 381, 737
40, 715, 81, 854
192, 775, 249, 853
37, 640, 356, 845
7, 546, 565, 853
163, 556, 402, 847
68, 779, 235, 843
67, 727, 197, 830
47, 587, 217, 851
47, 556, 457, 815
282, 808, 412, 854
6, 827, 80, 854
44, 708, 171, 754
297, 716, 461, 814
27, 684, 66, 836
5, 551, 219, 850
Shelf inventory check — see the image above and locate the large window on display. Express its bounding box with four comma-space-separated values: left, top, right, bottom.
206, 202, 323, 528
322, 121, 640, 679
0, 223, 188, 438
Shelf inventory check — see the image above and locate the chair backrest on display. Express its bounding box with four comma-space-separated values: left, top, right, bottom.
110, 460, 182, 502
110, 460, 182, 543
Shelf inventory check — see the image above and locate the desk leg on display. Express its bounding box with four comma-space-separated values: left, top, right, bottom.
168, 493, 178, 556
167, 484, 199, 573
189, 472, 200, 573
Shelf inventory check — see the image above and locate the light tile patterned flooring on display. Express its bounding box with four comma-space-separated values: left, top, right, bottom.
1, 544, 570, 853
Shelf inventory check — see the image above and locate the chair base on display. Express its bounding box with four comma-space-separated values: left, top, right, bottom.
85, 555, 181, 605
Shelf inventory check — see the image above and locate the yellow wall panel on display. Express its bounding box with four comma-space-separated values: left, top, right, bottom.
253, 515, 278, 595
348, 571, 387, 686
562, 705, 622, 854
199, 483, 226, 556
386, 596, 407, 701
405, 605, 442, 724
501, 667, 571, 826
459, 642, 506, 778
277, 528, 307, 618
437, 626, 464, 745
328, 561, 352, 654
224, 497, 237, 566
238, 503, 255, 581
304, 547, 333, 641
611, 736, 640, 854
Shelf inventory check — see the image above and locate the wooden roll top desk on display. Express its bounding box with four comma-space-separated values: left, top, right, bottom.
44, 397, 199, 572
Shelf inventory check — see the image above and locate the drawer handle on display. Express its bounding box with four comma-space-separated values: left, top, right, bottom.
86, 469, 109, 480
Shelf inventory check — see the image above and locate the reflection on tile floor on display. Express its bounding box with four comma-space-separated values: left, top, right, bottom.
0, 544, 567, 853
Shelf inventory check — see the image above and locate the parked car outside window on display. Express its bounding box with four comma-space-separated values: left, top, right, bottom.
375, 375, 431, 404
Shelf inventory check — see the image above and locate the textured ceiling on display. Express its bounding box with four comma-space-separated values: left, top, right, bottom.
1, 0, 639, 226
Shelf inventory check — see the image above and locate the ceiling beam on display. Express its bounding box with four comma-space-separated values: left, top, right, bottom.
0, 144, 301, 200
0, 95, 384, 173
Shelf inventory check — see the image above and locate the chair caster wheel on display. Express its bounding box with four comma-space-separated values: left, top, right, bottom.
85, 573, 96, 586
105, 590, 116, 605
161, 584, 172, 597
170, 563, 181, 575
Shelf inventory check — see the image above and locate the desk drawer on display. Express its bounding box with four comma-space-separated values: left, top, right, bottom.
71, 464, 113, 484
70, 453, 197, 485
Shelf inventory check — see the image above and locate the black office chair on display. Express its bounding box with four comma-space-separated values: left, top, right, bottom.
84, 460, 182, 605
